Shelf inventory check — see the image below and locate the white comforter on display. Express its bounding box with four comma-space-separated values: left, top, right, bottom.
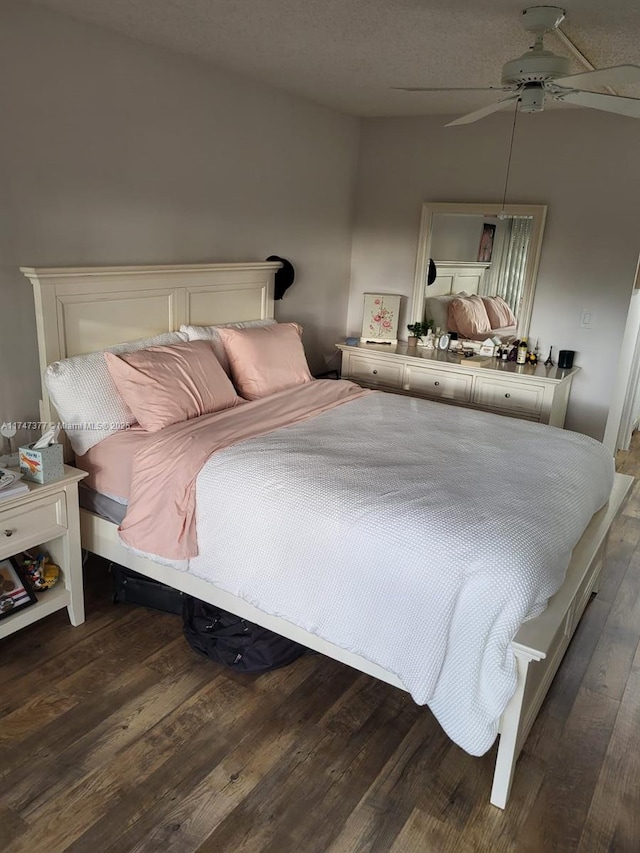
183, 393, 612, 755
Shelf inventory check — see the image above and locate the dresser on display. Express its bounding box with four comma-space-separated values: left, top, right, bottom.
336, 343, 579, 427
0, 466, 88, 639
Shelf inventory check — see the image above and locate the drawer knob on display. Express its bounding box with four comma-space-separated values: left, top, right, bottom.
505, 393, 511, 398
434, 381, 440, 386
372, 369, 378, 375
3, 529, 13, 537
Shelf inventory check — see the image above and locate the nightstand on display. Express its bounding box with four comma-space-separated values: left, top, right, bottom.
0, 466, 88, 639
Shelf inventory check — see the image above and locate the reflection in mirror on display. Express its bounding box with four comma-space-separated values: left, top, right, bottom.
410, 203, 547, 339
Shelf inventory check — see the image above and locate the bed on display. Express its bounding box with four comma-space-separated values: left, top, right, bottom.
22, 261, 632, 810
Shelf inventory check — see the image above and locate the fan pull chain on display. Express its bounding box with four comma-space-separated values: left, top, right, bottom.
498, 100, 520, 220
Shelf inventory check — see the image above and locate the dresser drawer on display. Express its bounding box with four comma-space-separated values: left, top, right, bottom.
347, 355, 403, 389
0, 492, 68, 559
473, 376, 545, 418
406, 364, 473, 402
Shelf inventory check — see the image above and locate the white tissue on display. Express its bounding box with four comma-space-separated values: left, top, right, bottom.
33, 426, 60, 449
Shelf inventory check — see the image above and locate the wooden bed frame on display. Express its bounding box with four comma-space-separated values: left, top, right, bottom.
22, 261, 633, 810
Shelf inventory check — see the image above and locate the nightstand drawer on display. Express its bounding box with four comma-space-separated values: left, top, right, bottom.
0, 492, 68, 558
473, 376, 545, 418
348, 355, 403, 389
406, 365, 473, 402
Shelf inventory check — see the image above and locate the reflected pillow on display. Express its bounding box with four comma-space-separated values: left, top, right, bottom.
449, 296, 492, 339
104, 340, 241, 432
217, 323, 313, 400
425, 292, 470, 333
481, 296, 517, 330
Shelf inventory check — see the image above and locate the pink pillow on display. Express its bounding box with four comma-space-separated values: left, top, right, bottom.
448, 296, 492, 339
481, 295, 517, 329
104, 340, 241, 431
217, 323, 313, 400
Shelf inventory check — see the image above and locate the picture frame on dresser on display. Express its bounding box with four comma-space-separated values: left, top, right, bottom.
360, 293, 401, 344
0, 556, 37, 620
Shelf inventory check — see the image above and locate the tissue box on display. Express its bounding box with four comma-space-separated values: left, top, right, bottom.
19, 443, 65, 484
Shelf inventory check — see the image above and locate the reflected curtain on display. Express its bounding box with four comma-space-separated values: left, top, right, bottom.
492, 216, 533, 315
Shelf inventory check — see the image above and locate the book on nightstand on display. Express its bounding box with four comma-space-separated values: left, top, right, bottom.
0, 469, 29, 501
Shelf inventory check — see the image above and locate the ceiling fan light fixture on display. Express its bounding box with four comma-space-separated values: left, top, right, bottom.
518, 86, 545, 113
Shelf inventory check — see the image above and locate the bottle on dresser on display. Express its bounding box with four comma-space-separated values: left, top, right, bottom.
516, 338, 528, 365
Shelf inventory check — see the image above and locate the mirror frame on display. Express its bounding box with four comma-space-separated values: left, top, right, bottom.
410, 202, 548, 338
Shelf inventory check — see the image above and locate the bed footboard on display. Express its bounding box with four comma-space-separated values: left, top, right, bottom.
491, 472, 633, 808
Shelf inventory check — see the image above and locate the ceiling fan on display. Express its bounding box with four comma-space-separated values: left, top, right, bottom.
395, 6, 640, 126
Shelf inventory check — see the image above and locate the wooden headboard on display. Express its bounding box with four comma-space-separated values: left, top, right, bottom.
428, 261, 489, 296
22, 261, 280, 426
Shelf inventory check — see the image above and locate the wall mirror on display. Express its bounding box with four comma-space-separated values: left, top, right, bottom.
410, 202, 547, 338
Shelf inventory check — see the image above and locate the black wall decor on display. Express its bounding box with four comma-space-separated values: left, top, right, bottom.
266, 255, 295, 300
427, 258, 437, 286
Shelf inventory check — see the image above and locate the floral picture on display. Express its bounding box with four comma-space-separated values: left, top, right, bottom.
360, 294, 401, 344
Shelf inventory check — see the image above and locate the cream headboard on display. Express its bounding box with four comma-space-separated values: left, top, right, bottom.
21, 261, 280, 426
429, 261, 490, 297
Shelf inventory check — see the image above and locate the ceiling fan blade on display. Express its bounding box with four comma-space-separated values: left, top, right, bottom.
445, 95, 520, 127
392, 86, 509, 92
557, 89, 640, 118
553, 64, 640, 89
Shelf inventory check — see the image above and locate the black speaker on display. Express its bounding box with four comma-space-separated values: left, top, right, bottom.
558, 350, 575, 369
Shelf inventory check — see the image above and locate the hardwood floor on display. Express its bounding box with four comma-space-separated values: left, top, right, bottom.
2, 443, 640, 852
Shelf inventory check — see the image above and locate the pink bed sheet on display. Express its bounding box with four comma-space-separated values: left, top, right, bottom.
74, 425, 149, 503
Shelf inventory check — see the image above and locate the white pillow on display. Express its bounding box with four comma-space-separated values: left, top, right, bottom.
44, 331, 187, 456
425, 292, 470, 333
180, 318, 277, 375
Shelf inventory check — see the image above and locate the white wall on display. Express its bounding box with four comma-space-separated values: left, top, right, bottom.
603, 287, 640, 452
348, 112, 640, 440
430, 215, 484, 262
0, 1, 360, 439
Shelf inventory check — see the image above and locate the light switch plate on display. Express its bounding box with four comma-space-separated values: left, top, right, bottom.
580, 308, 593, 330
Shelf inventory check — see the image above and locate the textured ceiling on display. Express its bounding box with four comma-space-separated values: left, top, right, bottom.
31, 0, 640, 116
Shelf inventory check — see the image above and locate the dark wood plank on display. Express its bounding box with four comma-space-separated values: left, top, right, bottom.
0, 558, 131, 687
0, 609, 182, 783
124, 714, 306, 852
518, 686, 620, 853
8, 674, 247, 852
0, 807, 29, 852
524, 596, 610, 764
597, 514, 640, 605
0, 606, 179, 722
322, 710, 454, 852
67, 654, 349, 853
464, 751, 546, 853
253, 689, 420, 853
577, 642, 640, 852
581, 547, 640, 701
